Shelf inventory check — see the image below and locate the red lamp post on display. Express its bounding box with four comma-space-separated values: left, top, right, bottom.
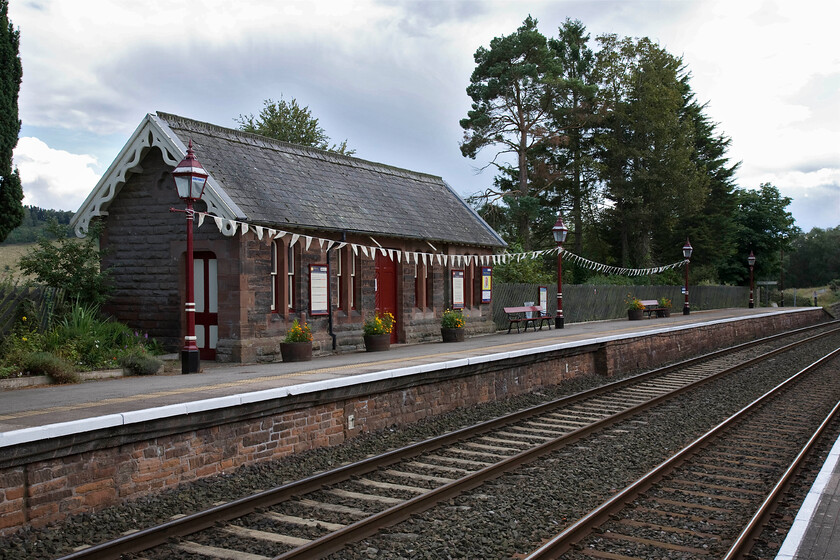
552, 213, 569, 329
682, 238, 693, 315
748, 250, 756, 308
172, 141, 208, 374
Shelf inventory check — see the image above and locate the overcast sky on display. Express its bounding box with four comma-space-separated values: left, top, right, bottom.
9, 0, 840, 232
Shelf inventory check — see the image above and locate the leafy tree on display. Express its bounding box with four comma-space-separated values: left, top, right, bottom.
460, 16, 561, 250
730, 183, 800, 284
0, 0, 23, 243
785, 227, 840, 288
236, 96, 354, 155
18, 220, 111, 307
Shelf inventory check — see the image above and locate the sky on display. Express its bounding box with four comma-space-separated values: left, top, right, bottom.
8, 0, 840, 233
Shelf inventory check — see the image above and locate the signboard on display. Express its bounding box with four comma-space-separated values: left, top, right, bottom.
539, 286, 548, 313
481, 266, 493, 303
309, 264, 329, 315
452, 270, 465, 309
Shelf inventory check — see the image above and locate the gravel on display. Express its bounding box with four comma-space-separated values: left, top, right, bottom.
1, 329, 838, 560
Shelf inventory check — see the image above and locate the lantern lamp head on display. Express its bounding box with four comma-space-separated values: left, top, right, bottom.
748, 250, 756, 267
172, 140, 209, 202
682, 238, 693, 260
552, 214, 569, 245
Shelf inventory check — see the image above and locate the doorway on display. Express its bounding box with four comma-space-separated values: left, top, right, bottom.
375, 252, 398, 343
193, 252, 218, 360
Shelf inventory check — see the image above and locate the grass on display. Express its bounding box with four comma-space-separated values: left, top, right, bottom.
0, 242, 37, 281
780, 285, 840, 307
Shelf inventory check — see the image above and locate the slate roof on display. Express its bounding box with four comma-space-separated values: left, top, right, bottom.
156, 112, 505, 248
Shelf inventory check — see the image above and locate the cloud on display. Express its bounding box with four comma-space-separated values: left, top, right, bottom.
12, 138, 100, 212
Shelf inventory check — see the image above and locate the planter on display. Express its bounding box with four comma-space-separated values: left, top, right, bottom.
280, 341, 313, 362
364, 334, 391, 352
441, 327, 466, 343
627, 309, 644, 321
656, 309, 671, 318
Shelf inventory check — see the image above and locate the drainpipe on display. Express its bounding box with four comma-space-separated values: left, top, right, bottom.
326, 232, 346, 351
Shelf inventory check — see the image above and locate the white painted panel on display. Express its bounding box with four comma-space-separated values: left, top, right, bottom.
194, 259, 205, 313
209, 325, 218, 349
196, 324, 205, 349
208, 259, 218, 313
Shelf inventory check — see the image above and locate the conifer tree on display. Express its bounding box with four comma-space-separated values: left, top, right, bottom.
0, 0, 24, 242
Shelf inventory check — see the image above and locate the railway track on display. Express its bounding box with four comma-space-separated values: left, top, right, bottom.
58, 322, 840, 560
523, 346, 840, 560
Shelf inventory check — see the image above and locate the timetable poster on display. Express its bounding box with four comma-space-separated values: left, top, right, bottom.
310, 265, 329, 315
481, 267, 492, 303
452, 270, 465, 309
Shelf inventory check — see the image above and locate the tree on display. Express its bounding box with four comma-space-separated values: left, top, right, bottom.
545, 18, 600, 258
236, 96, 354, 155
594, 35, 708, 268
460, 16, 561, 250
0, 0, 24, 243
785, 227, 840, 288
730, 183, 800, 284
18, 220, 111, 307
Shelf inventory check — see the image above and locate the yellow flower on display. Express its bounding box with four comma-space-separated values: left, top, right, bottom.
21, 337, 27, 342
21, 316, 27, 322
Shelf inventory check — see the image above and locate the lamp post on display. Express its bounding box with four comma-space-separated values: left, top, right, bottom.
552, 213, 569, 329
171, 141, 208, 374
682, 238, 693, 315
748, 250, 756, 308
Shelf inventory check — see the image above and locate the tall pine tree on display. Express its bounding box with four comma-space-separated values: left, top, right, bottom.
0, 0, 23, 242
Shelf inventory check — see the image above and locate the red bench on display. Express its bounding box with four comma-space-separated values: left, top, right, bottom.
503, 306, 554, 333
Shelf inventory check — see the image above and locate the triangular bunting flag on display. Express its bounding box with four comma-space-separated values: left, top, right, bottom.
290, 233, 300, 247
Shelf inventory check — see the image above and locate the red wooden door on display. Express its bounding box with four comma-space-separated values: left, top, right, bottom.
375, 252, 398, 343
193, 252, 218, 360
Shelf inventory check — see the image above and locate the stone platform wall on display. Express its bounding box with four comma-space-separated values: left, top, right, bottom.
0, 309, 828, 534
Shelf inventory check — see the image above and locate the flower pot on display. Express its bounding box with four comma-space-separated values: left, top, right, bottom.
280, 342, 312, 362
656, 309, 671, 318
364, 334, 390, 352
627, 309, 643, 321
441, 327, 465, 343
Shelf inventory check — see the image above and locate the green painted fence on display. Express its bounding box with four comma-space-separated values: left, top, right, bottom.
491, 283, 749, 331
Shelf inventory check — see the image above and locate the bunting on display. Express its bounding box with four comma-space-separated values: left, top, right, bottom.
192, 211, 687, 276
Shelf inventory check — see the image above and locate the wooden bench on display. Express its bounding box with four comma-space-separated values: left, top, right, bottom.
504, 306, 554, 333
640, 299, 667, 319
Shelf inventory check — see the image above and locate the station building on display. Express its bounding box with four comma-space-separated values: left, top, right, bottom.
71, 113, 506, 362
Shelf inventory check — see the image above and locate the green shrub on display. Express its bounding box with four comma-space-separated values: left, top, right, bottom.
23, 352, 79, 383
119, 350, 163, 376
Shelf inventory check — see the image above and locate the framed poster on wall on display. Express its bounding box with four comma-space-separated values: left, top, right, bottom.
452, 269, 465, 309
481, 266, 493, 303
539, 286, 548, 314
309, 264, 329, 315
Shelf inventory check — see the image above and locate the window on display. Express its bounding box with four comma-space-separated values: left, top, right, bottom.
287, 244, 296, 311
350, 251, 359, 310
425, 262, 434, 309
271, 241, 279, 311
336, 248, 343, 310
414, 262, 424, 309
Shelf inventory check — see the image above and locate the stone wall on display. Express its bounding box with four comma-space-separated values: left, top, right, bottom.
0, 309, 826, 535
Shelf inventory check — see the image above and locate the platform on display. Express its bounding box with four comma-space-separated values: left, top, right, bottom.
0, 306, 833, 538
776, 428, 840, 559
0, 307, 819, 440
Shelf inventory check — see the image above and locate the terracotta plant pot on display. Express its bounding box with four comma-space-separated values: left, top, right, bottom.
364, 334, 390, 352
280, 342, 312, 362
441, 327, 465, 343
627, 309, 644, 321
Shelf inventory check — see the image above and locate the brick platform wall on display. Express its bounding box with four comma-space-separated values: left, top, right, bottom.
0, 309, 827, 534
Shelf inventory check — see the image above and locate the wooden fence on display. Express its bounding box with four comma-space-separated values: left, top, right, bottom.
492, 283, 749, 331
0, 283, 65, 337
